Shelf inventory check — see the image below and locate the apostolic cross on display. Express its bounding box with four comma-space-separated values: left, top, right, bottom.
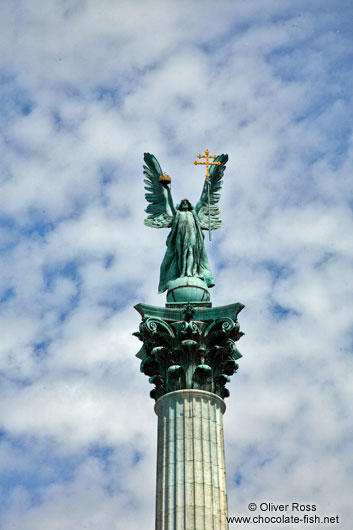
194, 148, 221, 179
194, 149, 221, 240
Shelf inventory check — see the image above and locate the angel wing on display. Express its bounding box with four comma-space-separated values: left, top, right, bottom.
143, 153, 173, 228
195, 154, 228, 230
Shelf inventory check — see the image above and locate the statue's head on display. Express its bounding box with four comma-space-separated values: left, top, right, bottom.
177, 199, 193, 211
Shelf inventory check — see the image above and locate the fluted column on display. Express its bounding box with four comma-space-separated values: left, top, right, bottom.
155, 389, 228, 530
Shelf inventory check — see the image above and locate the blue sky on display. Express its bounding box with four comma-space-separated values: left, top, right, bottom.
0, 1, 353, 528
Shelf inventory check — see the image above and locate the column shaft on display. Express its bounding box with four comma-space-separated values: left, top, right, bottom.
155, 390, 229, 530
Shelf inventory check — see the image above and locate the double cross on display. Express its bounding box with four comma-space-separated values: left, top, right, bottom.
194, 149, 221, 179
193, 149, 221, 241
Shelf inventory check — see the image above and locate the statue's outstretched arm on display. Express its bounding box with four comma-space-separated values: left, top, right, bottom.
195, 154, 228, 230
195, 186, 207, 214
165, 185, 176, 216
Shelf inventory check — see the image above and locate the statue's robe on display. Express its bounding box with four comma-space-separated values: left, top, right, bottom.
158, 209, 214, 293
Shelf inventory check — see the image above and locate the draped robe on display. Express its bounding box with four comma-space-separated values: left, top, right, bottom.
158, 209, 214, 293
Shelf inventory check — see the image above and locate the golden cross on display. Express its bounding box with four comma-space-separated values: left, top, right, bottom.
194, 149, 221, 179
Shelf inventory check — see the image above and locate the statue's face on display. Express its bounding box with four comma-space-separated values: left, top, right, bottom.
180, 199, 190, 211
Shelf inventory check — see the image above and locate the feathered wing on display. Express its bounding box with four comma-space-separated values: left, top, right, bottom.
196, 154, 228, 230
143, 153, 173, 228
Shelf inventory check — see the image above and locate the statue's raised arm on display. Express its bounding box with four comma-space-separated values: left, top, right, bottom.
144, 153, 174, 228
195, 154, 228, 231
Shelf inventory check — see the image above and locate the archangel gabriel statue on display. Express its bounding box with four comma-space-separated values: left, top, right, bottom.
143, 152, 228, 296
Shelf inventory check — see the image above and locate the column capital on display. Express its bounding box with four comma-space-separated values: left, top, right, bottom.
134, 301, 244, 402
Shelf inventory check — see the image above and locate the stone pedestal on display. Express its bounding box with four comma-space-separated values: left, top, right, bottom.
155, 390, 228, 530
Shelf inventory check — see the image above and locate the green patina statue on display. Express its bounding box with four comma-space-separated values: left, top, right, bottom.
143, 152, 228, 294
135, 152, 244, 400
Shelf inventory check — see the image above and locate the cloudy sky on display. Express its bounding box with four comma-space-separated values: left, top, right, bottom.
0, 1, 352, 528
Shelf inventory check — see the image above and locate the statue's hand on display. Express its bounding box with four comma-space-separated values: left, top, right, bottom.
159, 173, 172, 189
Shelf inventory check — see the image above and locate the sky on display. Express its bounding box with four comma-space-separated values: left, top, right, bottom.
0, 0, 352, 528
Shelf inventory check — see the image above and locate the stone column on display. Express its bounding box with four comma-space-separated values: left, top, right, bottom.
155, 389, 228, 530
134, 301, 244, 530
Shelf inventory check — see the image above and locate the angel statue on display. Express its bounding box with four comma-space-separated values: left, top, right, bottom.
143, 152, 228, 294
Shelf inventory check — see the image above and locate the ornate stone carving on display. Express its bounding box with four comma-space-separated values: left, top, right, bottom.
134, 302, 244, 400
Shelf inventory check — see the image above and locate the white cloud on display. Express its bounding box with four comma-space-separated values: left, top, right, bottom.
0, 0, 352, 528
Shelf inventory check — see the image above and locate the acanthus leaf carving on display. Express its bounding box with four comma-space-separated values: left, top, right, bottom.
134, 303, 244, 400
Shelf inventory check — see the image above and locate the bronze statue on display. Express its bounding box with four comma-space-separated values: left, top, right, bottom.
143, 152, 228, 293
